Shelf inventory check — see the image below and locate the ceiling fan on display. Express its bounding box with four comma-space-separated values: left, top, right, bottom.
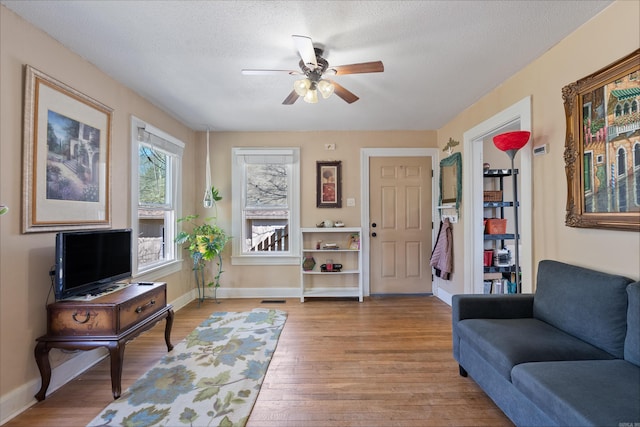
241, 35, 384, 105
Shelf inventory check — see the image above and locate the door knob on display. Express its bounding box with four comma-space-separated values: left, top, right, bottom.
371, 223, 377, 228
372, 232, 377, 237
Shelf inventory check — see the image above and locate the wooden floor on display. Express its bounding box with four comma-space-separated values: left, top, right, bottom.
6, 296, 513, 427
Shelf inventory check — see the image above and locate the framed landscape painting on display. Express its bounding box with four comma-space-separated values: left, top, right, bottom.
23, 65, 113, 233
563, 49, 640, 231
316, 161, 342, 208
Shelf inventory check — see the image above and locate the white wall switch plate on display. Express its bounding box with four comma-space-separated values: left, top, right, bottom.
324, 143, 336, 150
346, 198, 356, 207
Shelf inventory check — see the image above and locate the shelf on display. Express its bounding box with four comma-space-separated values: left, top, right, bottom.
483, 168, 521, 293
484, 265, 517, 274
301, 227, 361, 233
300, 228, 363, 302
303, 249, 359, 253
300, 287, 361, 299
302, 270, 359, 275
484, 201, 518, 208
483, 168, 519, 177
484, 233, 517, 240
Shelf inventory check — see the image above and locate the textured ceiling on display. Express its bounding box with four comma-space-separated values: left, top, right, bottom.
2, 0, 613, 132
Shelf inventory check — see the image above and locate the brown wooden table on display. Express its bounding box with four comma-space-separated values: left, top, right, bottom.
34, 282, 174, 400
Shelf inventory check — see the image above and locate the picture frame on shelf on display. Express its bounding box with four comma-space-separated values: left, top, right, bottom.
562, 49, 640, 231
316, 160, 342, 208
22, 65, 113, 233
348, 233, 360, 250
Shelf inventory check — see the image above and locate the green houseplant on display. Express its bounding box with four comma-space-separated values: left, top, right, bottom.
175, 211, 229, 303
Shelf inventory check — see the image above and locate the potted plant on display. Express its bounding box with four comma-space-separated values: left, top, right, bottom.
175, 213, 229, 303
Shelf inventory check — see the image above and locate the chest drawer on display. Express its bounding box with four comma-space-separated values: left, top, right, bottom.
118, 285, 165, 332
48, 304, 117, 336
46, 283, 167, 337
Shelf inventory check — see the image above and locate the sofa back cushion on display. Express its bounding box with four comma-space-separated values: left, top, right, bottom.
533, 260, 633, 358
625, 282, 640, 366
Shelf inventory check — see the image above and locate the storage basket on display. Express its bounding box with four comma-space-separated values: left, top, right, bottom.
483, 190, 503, 202
485, 218, 507, 234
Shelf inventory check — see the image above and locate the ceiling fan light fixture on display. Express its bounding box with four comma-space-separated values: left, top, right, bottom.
318, 79, 335, 99
303, 89, 318, 104
245, 35, 384, 105
293, 78, 311, 96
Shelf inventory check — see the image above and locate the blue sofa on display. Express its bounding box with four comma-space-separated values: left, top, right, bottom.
452, 260, 639, 426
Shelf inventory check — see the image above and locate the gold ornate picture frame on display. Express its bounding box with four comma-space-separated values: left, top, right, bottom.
562, 49, 640, 231
23, 65, 113, 233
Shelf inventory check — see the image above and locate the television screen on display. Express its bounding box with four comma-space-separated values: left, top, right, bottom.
55, 229, 132, 300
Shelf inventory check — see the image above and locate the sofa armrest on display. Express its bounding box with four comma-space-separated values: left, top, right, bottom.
452, 294, 535, 363
452, 294, 535, 322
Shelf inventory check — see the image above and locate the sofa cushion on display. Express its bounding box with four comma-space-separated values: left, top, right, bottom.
512, 360, 640, 427
456, 318, 615, 381
534, 260, 633, 358
626, 282, 640, 366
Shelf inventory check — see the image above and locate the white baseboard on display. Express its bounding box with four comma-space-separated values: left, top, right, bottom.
0, 347, 107, 425
435, 286, 454, 306
0, 288, 195, 426
207, 287, 300, 299
172, 288, 199, 311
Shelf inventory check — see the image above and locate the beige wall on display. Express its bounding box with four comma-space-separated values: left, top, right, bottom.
203, 130, 436, 290
436, 0, 640, 297
0, 6, 196, 401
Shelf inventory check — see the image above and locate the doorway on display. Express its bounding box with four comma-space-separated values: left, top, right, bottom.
361, 148, 439, 297
463, 97, 533, 294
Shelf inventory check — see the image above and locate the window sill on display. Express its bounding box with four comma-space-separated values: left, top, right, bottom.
134, 259, 183, 282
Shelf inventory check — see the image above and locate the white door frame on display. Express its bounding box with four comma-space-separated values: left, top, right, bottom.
361, 148, 440, 297
463, 96, 533, 294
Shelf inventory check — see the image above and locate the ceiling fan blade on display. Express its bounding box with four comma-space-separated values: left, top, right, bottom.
330, 81, 359, 104
282, 90, 300, 105
241, 69, 301, 76
331, 61, 384, 75
292, 35, 317, 68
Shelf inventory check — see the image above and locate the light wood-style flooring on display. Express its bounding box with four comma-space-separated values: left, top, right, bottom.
6, 296, 513, 427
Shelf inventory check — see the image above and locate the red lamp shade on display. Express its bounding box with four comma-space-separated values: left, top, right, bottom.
493, 131, 530, 152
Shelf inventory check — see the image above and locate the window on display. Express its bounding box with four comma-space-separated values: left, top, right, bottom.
617, 147, 626, 177
231, 147, 300, 265
131, 116, 184, 277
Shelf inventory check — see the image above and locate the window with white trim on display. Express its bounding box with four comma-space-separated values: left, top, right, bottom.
231, 147, 300, 265
130, 116, 184, 277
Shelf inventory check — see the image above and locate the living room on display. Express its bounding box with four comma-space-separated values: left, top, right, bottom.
1, 1, 639, 425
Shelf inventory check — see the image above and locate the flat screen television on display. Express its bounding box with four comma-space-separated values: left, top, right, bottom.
55, 228, 132, 300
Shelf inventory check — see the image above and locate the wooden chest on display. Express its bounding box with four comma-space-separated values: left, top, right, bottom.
47, 283, 167, 337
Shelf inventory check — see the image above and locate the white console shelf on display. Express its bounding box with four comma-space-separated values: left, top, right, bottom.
300, 227, 363, 302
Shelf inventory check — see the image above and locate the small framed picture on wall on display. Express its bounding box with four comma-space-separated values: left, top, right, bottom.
316, 161, 342, 208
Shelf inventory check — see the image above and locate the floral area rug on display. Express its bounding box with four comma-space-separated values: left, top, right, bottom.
87, 308, 287, 427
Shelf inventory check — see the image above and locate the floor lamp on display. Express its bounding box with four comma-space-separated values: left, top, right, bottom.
492, 131, 530, 293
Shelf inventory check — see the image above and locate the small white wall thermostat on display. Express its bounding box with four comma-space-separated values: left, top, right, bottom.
533, 144, 548, 156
